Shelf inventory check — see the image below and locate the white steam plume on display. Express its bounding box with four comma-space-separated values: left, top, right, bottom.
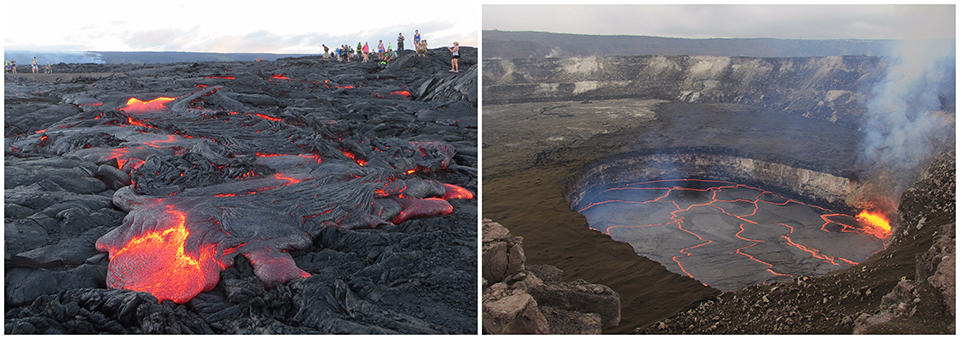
858, 38, 955, 198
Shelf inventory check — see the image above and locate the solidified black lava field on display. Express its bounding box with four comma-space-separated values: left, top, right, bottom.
5, 48, 478, 334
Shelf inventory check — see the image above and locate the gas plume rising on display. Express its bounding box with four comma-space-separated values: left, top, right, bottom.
857, 39, 955, 203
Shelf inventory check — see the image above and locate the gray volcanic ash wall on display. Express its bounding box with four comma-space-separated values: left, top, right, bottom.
5, 48, 478, 334
483, 55, 886, 126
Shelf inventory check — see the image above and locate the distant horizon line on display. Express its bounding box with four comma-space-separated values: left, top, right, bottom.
4, 45, 477, 54
480, 29, 947, 42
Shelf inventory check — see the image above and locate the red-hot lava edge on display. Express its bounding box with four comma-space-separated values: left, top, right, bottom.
23, 83, 475, 304
578, 179, 892, 284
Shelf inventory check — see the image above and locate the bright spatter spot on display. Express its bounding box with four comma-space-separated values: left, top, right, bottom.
856, 210, 892, 239
577, 179, 888, 290
120, 97, 177, 113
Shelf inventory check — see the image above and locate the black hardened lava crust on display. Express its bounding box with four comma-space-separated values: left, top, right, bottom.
5, 48, 478, 334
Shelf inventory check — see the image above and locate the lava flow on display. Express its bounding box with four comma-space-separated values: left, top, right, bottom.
96, 206, 224, 304
120, 96, 177, 113
4, 49, 478, 332
577, 179, 889, 290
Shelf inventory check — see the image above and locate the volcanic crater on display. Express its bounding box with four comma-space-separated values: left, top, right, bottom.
6, 48, 478, 334
482, 54, 954, 332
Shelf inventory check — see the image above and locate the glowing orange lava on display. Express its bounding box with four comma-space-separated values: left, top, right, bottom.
857, 210, 892, 238
442, 183, 474, 200
121, 97, 176, 113
144, 135, 177, 148
341, 150, 367, 166
254, 113, 283, 122
274, 173, 301, 185
127, 116, 151, 128
580, 179, 886, 286
108, 148, 133, 169
103, 207, 224, 303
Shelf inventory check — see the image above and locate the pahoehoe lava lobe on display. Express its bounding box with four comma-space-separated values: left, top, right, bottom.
6, 48, 478, 333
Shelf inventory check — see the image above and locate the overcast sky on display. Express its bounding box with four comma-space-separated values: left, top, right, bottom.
483, 4, 955, 40
4, 1, 478, 53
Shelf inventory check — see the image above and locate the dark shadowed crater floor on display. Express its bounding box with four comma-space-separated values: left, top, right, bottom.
5, 48, 478, 334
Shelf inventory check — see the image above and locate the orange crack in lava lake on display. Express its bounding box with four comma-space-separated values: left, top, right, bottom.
577, 179, 890, 289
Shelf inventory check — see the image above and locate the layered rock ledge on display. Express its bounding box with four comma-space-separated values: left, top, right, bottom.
482, 219, 620, 334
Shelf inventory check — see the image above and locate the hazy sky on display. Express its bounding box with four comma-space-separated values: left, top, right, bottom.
4, 1, 478, 53
483, 4, 955, 40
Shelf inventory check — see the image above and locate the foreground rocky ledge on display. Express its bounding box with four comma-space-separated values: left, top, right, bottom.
482, 219, 621, 334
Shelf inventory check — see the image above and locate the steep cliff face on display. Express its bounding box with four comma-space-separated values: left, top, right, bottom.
567, 150, 858, 212
483, 55, 884, 127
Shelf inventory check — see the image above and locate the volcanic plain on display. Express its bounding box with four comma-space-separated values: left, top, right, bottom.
5, 48, 478, 334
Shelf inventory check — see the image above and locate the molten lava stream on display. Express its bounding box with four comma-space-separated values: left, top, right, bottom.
121, 97, 177, 113
577, 178, 891, 290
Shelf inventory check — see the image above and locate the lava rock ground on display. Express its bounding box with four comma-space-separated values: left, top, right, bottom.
5, 48, 478, 334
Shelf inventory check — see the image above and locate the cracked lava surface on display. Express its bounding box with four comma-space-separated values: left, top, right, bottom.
10, 82, 474, 304
577, 179, 888, 291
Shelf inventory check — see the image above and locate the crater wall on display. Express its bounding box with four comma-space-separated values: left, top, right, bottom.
567, 149, 859, 213
483, 55, 885, 127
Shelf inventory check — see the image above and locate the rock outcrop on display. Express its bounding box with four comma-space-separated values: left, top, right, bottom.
482, 219, 620, 334
484, 55, 899, 128
853, 149, 957, 333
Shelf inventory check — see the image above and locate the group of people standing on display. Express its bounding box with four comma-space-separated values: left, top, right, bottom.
4, 57, 51, 73
319, 29, 460, 72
